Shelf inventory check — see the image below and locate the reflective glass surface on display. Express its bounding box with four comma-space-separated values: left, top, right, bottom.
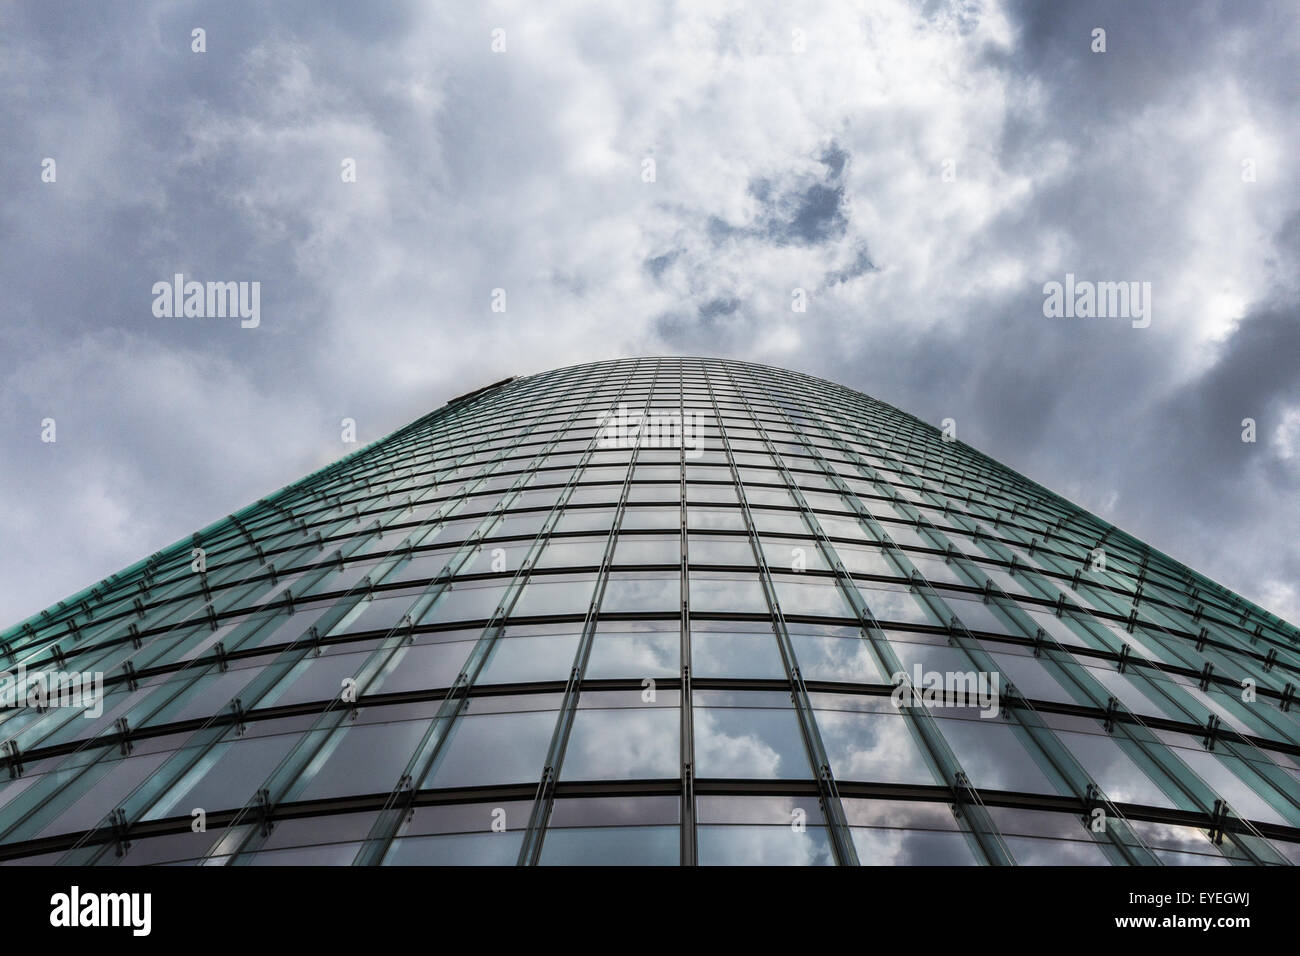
2, 357, 1297, 866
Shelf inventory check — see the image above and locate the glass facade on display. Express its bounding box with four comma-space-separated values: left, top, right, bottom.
1, 356, 1298, 866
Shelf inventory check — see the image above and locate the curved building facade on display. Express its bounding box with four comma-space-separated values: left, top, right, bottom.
1, 356, 1298, 865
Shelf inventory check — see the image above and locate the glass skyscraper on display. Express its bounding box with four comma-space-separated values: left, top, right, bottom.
2, 356, 1298, 866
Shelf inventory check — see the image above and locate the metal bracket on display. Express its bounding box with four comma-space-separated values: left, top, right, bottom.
1206, 799, 1229, 846
3, 741, 22, 779
1103, 696, 1120, 733
950, 770, 972, 819
1198, 662, 1214, 692
1202, 714, 1221, 751
115, 717, 133, 756
109, 807, 131, 857
254, 788, 275, 837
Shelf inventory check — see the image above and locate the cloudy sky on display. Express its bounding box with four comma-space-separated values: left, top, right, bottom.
2, 0, 1297, 630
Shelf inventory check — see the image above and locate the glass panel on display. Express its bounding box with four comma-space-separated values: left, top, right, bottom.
689, 535, 756, 567
456, 543, 533, 576
1051, 730, 1178, 808
691, 627, 786, 679
851, 828, 980, 865
935, 717, 1058, 795
693, 694, 812, 780
339, 595, 416, 634
946, 597, 1020, 636
561, 706, 679, 780
428, 710, 556, 789
384, 832, 524, 865
857, 585, 937, 626
477, 633, 583, 685
297, 720, 429, 802
601, 574, 678, 613
422, 584, 510, 624
549, 795, 679, 826
687, 508, 748, 533
697, 825, 835, 865
613, 535, 680, 566
813, 700, 937, 786
790, 628, 883, 684
510, 578, 594, 617
1002, 835, 1110, 865
145, 732, 301, 820
538, 827, 678, 865
762, 539, 830, 573
247, 842, 363, 865
534, 539, 607, 570
908, 556, 971, 588
585, 627, 679, 678
689, 574, 769, 613
773, 578, 856, 619
373, 640, 475, 694
750, 511, 808, 535
619, 507, 680, 531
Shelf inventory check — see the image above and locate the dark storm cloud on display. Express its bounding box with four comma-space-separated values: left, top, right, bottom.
644, 251, 680, 279
698, 297, 742, 319
710, 143, 851, 248
851, 0, 1300, 620
823, 244, 878, 287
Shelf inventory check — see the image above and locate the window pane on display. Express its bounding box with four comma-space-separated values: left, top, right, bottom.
429, 711, 556, 788
561, 706, 679, 780
539, 827, 678, 865
689, 574, 769, 613
691, 628, 786, 679
693, 698, 811, 780
697, 825, 835, 865
601, 573, 678, 613
384, 832, 524, 865
851, 828, 980, 865
585, 627, 679, 678
814, 701, 936, 786
477, 633, 583, 685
